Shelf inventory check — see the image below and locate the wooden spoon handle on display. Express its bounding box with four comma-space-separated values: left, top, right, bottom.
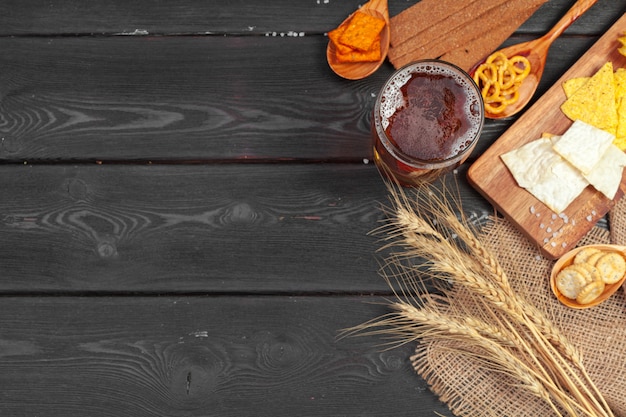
543, 0, 598, 44
362, 0, 389, 22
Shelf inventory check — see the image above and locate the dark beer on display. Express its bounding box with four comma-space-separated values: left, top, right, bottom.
373, 60, 484, 186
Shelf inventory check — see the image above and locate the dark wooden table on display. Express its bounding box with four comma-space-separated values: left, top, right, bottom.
0, 1, 623, 415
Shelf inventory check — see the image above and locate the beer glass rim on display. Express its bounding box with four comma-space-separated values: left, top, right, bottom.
373, 59, 485, 170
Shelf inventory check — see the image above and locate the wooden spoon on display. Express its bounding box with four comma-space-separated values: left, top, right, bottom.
326, 0, 390, 80
469, 0, 598, 119
550, 244, 626, 309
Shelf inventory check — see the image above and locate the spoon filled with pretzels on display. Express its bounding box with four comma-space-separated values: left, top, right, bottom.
469, 0, 598, 119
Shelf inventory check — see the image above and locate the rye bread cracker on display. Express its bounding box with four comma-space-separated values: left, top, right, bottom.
388, 0, 548, 72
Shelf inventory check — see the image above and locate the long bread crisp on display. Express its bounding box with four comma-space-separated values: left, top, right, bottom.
389, 0, 478, 48
389, 0, 515, 64
389, 0, 548, 72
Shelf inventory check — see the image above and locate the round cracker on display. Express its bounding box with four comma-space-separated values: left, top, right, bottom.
576, 280, 605, 305
573, 247, 601, 264
566, 262, 598, 284
595, 252, 626, 284
556, 265, 587, 299
585, 251, 605, 267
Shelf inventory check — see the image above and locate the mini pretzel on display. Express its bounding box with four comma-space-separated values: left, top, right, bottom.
473, 53, 531, 114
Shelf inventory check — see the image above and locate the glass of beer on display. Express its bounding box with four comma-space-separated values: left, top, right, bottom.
372, 60, 484, 186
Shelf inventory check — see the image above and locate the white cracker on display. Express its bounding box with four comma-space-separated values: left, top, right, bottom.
552, 119, 615, 175
584, 144, 626, 199
501, 138, 589, 213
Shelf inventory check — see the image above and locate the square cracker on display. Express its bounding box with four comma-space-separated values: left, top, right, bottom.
583, 144, 626, 199
552, 120, 615, 175
501, 137, 588, 214
334, 36, 382, 63
338, 11, 385, 52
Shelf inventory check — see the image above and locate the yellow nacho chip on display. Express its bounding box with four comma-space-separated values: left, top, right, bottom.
614, 69, 626, 149
619, 33, 626, 57
338, 11, 385, 52
615, 68, 626, 101
561, 62, 618, 135
562, 76, 590, 98
616, 96, 626, 150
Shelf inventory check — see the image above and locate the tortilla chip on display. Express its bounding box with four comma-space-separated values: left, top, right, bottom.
338, 11, 385, 52
616, 96, 626, 150
615, 68, 626, 101
561, 62, 618, 135
562, 77, 589, 98
613, 69, 626, 149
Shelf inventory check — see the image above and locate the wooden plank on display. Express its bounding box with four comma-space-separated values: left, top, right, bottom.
0, 163, 384, 293
0, 163, 493, 293
0, 0, 621, 36
0, 35, 389, 162
0, 295, 453, 416
0, 36, 600, 163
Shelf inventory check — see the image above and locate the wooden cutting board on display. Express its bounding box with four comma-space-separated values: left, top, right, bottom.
468, 13, 626, 260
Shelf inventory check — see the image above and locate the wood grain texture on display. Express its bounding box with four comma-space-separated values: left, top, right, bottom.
0, 1, 622, 416
0, 35, 384, 162
0, 296, 453, 417
0, 164, 386, 292
468, 12, 626, 259
0, 0, 621, 36
0, 36, 600, 162
0, 163, 493, 293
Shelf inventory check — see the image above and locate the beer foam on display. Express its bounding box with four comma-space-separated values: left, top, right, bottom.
378, 62, 483, 159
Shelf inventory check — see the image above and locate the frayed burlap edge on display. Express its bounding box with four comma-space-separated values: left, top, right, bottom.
413, 202, 626, 417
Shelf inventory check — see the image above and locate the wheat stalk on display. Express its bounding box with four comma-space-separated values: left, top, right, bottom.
354, 181, 614, 417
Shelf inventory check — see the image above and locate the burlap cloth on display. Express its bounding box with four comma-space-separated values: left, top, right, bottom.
413, 197, 626, 417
